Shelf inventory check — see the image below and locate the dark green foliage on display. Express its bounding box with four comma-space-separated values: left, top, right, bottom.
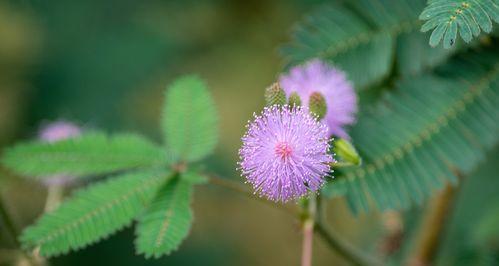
323, 49, 499, 213
281, 0, 455, 89
135, 177, 194, 258
21, 170, 172, 257
420, 0, 499, 48
162, 76, 219, 163
474, 207, 499, 246
284, 0, 499, 216
396, 31, 455, 76
2, 132, 168, 178
447, 151, 499, 266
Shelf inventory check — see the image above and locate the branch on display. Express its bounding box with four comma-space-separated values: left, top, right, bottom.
44, 184, 64, 212
407, 184, 457, 265
301, 219, 314, 266
315, 221, 382, 266
301, 196, 317, 266
208, 174, 381, 266
0, 195, 41, 266
0, 196, 19, 247
206, 174, 297, 215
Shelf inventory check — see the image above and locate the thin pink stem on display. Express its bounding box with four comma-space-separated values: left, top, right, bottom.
301, 219, 314, 266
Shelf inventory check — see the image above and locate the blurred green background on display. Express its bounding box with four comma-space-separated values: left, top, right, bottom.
0, 1, 498, 265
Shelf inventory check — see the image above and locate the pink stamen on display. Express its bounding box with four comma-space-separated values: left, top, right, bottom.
275, 142, 293, 160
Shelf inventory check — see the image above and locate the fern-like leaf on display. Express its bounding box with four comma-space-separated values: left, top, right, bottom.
323, 48, 499, 213
181, 170, 208, 185
420, 0, 499, 48
135, 177, 193, 258
162, 76, 218, 162
2, 132, 167, 178
20, 169, 172, 257
281, 0, 456, 88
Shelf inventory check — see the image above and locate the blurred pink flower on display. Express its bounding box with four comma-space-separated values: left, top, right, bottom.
39, 121, 81, 186
279, 59, 357, 139
39, 121, 81, 143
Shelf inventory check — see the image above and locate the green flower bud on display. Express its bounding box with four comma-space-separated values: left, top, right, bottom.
309, 92, 327, 119
264, 82, 286, 106
334, 138, 361, 166
288, 92, 302, 107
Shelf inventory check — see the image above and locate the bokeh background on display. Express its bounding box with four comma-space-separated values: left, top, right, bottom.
1, 1, 498, 265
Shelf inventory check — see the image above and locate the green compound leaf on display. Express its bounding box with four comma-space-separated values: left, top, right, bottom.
20, 169, 172, 257
162, 75, 218, 162
420, 0, 499, 48
1, 132, 168, 178
135, 177, 193, 258
323, 48, 499, 214
281, 0, 456, 89
181, 170, 208, 185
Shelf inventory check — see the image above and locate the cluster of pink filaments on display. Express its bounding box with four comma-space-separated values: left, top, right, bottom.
238, 105, 333, 202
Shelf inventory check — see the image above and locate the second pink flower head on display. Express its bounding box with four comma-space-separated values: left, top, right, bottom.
279, 59, 357, 139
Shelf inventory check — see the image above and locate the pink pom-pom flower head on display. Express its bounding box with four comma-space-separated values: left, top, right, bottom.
39, 121, 81, 143
279, 59, 358, 139
38, 121, 81, 186
238, 105, 333, 202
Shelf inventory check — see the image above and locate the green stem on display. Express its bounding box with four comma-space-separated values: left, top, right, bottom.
0, 195, 42, 266
314, 221, 382, 266
316, 194, 326, 223
44, 184, 64, 213
0, 195, 20, 248
207, 174, 297, 214
407, 184, 457, 265
314, 194, 381, 266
